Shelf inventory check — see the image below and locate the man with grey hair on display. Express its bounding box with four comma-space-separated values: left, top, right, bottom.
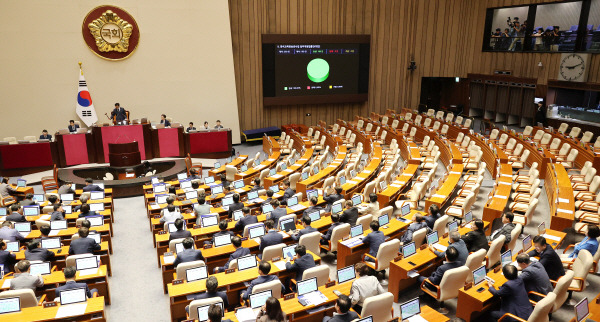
9, 260, 44, 291
516, 253, 552, 299
429, 229, 468, 265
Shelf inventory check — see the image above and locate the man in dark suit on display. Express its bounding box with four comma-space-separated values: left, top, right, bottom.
6, 204, 26, 223
0, 240, 17, 272
169, 218, 192, 242
214, 120, 224, 129
241, 261, 284, 300
110, 103, 127, 124
160, 114, 171, 127
268, 200, 287, 226
528, 236, 565, 280
303, 196, 323, 215
259, 220, 283, 253
68, 120, 79, 133
488, 264, 533, 321
362, 220, 386, 261
57, 181, 75, 195
461, 219, 489, 253
323, 295, 359, 322
418, 246, 461, 289
227, 193, 244, 218
69, 227, 101, 255
0, 221, 25, 242
234, 207, 258, 233
321, 213, 342, 245
82, 178, 103, 192
77, 204, 97, 218
431, 231, 469, 265
323, 186, 344, 211
285, 244, 316, 281
173, 237, 205, 267
55, 266, 98, 299
213, 220, 235, 239
424, 204, 441, 230
39, 130, 52, 141
186, 122, 196, 133
262, 190, 274, 205
340, 200, 358, 226
50, 204, 65, 221
215, 236, 250, 273
489, 213, 516, 245
249, 178, 263, 192
516, 253, 553, 299
24, 240, 55, 262
281, 180, 294, 201
189, 276, 228, 306
19, 194, 35, 206
208, 304, 232, 322
292, 215, 318, 241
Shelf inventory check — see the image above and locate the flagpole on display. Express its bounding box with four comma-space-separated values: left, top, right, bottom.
78, 61, 83, 75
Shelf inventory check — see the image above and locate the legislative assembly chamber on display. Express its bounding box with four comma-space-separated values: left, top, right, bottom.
1, 1, 600, 321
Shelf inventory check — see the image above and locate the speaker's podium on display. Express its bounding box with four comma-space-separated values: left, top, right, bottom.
108, 142, 141, 167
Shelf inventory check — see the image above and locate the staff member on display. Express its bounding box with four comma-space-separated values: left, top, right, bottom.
186, 122, 196, 132
111, 103, 127, 124
214, 120, 223, 129
160, 114, 171, 127
39, 130, 52, 141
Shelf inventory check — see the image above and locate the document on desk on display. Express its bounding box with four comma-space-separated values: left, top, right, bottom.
278, 231, 289, 238
431, 194, 446, 199
2, 279, 11, 288
558, 198, 569, 203
150, 204, 160, 210
390, 184, 402, 188
78, 268, 99, 277
235, 307, 257, 322
407, 270, 420, 278
252, 237, 262, 245
49, 230, 60, 236
407, 314, 428, 322
273, 260, 287, 270
494, 195, 508, 199
302, 291, 327, 306
346, 180, 358, 185
271, 174, 283, 179
163, 255, 175, 264
254, 165, 267, 170
433, 244, 447, 252
557, 208, 573, 214
542, 234, 561, 241
40, 215, 51, 220
55, 303, 88, 319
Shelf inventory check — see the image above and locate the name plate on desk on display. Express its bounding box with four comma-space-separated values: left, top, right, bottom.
153, 215, 161, 219
284, 293, 295, 300
494, 266, 501, 273
325, 281, 336, 288
203, 244, 212, 249
193, 224, 201, 229
272, 256, 281, 262
172, 279, 184, 285
394, 255, 403, 262
158, 231, 167, 235
225, 268, 236, 274
44, 302, 57, 308
464, 282, 473, 290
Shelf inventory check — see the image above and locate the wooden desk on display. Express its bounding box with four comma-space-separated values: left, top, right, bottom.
336, 216, 409, 269
569, 290, 600, 322
167, 252, 320, 322
0, 296, 105, 322
546, 163, 575, 232
482, 163, 513, 229
235, 137, 280, 185
208, 155, 248, 178
456, 229, 566, 322
425, 164, 464, 210
377, 164, 419, 207
263, 147, 313, 189
341, 143, 382, 197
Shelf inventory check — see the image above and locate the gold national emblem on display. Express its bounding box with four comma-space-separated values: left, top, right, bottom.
88, 10, 133, 52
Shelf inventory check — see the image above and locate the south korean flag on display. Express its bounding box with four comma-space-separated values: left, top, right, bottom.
76, 68, 98, 127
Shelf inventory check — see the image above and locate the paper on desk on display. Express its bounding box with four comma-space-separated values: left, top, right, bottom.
49, 230, 60, 236
278, 231, 289, 238
557, 209, 573, 214
273, 261, 287, 270
252, 237, 261, 244
267, 159, 275, 162
346, 180, 358, 185
542, 234, 561, 241
494, 195, 508, 199
431, 194, 445, 199
558, 198, 569, 203
40, 215, 51, 220
450, 171, 461, 175
433, 244, 447, 252
271, 174, 283, 179
498, 181, 511, 185
150, 204, 160, 210
255, 165, 267, 170
407, 314, 428, 322
78, 268, 99, 277
235, 189, 245, 193
407, 270, 420, 278
282, 169, 293, 174
501, 174, 512, 177
293, 164, 302, 167
2, 279, 11, 288
163, 255, 175, 264
390, 184, 402, 188
303, 291, 328, 306
363, 170, 372, 174
55, 303, 88, 319
235, 307, 257, 322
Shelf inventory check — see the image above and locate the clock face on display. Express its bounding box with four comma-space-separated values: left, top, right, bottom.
560, 54, 586, 81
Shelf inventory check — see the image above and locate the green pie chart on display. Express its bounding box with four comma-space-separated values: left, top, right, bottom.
307, 58, 330, 83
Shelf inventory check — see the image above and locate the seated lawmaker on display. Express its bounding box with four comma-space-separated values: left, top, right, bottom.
340, 200, 358, 226
6, 204, 26, 222
362, 220, 385, 262
358, 193, 379, 216
202, 121, 210, 130
291, 215, 317, 241
349, 262, 385, 314
50, 204, 65, 221
0, 221, 25, 242
227, 193, 244, 218
268, 199, 287, 226
241, 261, 284, 300
77, 204, 97, 218
562, 224, 599, 260
0, 176, 17, 197
303, 196, 323, 215
259, 220, 283, 253
215, 236, 250, 273
186, 122, 196, 132
234, 207, 257, 232
169, 218, 192, 241
430, 230, 468, 265
193, 197, 211, 225
160, 114, 171, 127
20, 193, 35, 206
159, 205, 182, 223
208, 303, 233, 322
528, 236, 565, 280
0, 240, 17, 272
281, 181, 294, 201
488, 213, 516, 245
68, 120, 79, 133
189, 276, 229, 307
82, 178, 103, 192
57, 180, 75, 195
56, 266, 98, 299
461, 219, 489, 253
69, 227, 101, 255
488, 264, 533, 321
423, 204, 441, 229
249, 178, 263, 192
25, 240, 55, 262
323, 186, 344, 212
323, 294, 359, 322
262, 189, 275, 205
39, 129, 52, 141
285, 244, 316, 281
213, 220, 235, 239
256, 297, 286, 322
321, 213, 342, 245
400, 214, 429, 245
515, 253, 552, 299
418, 246, 461, 291
173, 237, 204, 267
10, 260, 44, 291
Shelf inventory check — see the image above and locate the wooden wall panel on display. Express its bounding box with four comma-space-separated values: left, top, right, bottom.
228, 0, 600, 132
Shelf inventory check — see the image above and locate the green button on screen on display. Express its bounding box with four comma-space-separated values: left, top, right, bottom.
306, 58, 330, 83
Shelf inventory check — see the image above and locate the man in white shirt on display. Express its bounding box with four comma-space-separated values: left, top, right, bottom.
159, 205, 182, 223
358, 193, 379, 216
194, 197, 211, 225
349, 262, 385, 314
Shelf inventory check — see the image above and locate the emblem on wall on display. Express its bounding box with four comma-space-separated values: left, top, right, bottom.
82, 6, 140, 60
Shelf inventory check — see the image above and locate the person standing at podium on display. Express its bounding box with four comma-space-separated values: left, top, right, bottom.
160, 114, 171, 127
111, 103, 127, 125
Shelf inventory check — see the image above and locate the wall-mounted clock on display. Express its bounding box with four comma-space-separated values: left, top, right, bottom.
558, 53, 590, 82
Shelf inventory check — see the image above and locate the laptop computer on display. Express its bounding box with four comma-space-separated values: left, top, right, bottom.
214, 162, 221, 169
282, 244, 296, 259
523, 235, 532, 252
339, 176, 346, 185
0, 297, 20, 314
180, 180, 192, 190
87, 215, 104, 227
246, 191, 262, 204
23, 206, 40, 216
280, 163, 287, 171
352, 194, 362, 206
402, 241, 417, 258
59, 287, 88, 305
279, 218, 296, 232
63, 205, 72, 214
29, 262, 51, 276
448, 221, 458, 232
90, 203, 104, 212
151, 177, 160, 185
501, 250, 512, 267
214, 234, 232, 247
538, 222, 546, 235
356, 317, 373, 322
41, 237, 61, 250
175, 242, 191, 254
0, 208, 6, 216
211, 185, 224, 197
185, 190, 198, 200
337, 265, 356, 284
306, 189, 318, 200
233, 180, 245, 190
250, 290, 272, 314
201, 215, 219, 228
350, 224, 363, 238
88, 233, 101, 244
240, 164, 248, 172
472, 265, 487, 285
401, 203, 411, 217
153, 184, 167, 194
249, 225, 265, 239
287, 196, 304, 212
90, 191, 104, 200
197, 302, 224, 322
378, 214, 389, 226
308, 211, 321, 223
400, 297, 422, 321
575, 297, 590, 322
237, 254, 258, 271
75, 255, 99, 276
269, 168, 277, 176
185, 265, 208, 282
32, 194, 45, 203
331, 201, 343, 215
464, 211, 473, 224
379, 181, 387, 191
426, 231, 439, 245
14, 222, 31, 237
6, 241, 19, 252
221, 196, 234, 210
16, 179, 26, 188
50, 220, 67, 231
156, 194, 168, 204
302, 172, 309, 181
204, 176, 215, 185
177, 173, 188, 180
262, 203, 274, 215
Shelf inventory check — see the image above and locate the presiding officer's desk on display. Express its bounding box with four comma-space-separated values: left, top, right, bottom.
456, 229, 566, 322
0, 265, 111, 304
388, 212, 490, 302
167, 252, 321, 322
0, 296, 106, 322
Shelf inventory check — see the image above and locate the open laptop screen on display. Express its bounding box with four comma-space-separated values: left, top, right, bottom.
156, 194, 168, 204
427, 231, 439, 245
337, 265, 356, 284
575, 297, 590, 322
89, 203, 104, 212
352, 195, 362, 206
197, 302, 224, 322
6, 241, 19, 252
50, 220, 67, 231
247, 191, 259, 201
501, 250, 512, 267
75, 256, 99, 271
32, 194, 45, 203
90, 191, 104, 200
41, 237, 61, 250
29, 262, 51, 276
233, 210, 244, 221
297, 277, 318, 296
249, 225, 265, 239
282, 244, 296, 259
400, 298, 421, 320
0, 297, 20, 314
180, 180, 192, 189
201, 215, 219, 228
60, 287, 87, 305
211, 185, 223, 195
87, 215, 104, 227
237, 254, 257, 271
350, 225, 363, 238
213, 234, 232, 247
233, 180, 244, 189
464, 211, 473, 224
402, 242, 416, 258
262, 203, 274, 214
331, 202, 343, 214
185, 265, 208, 282
473, 265, 487, 285
23, 206, 39, 216
401, 204, 411, 216
249, 290, 272, 309
378, 214, 389, 226
308, 211, 320, 222
523, 235, 532, 252
448, 221, 458, 232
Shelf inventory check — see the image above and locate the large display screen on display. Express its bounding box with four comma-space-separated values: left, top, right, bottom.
263, 34, 370, 105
